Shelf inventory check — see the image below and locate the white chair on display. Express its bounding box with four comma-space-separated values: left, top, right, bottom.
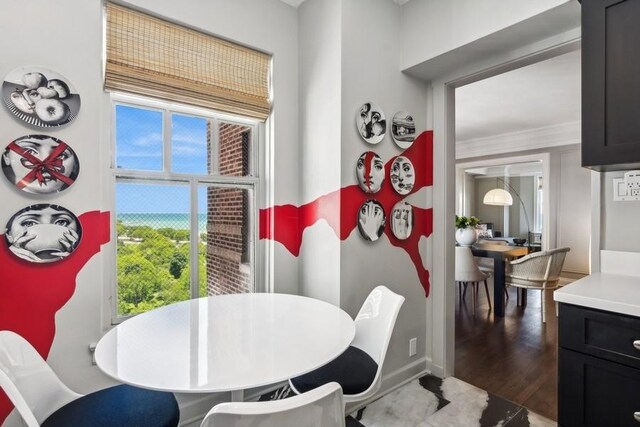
289, 286, 405, 417
0, 330, 179, 427
201, 382, 344, 427
455, 246, 491, 315
505, 247, 570, 323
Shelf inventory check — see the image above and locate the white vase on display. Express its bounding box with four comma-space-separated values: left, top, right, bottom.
455, 227, 477, 247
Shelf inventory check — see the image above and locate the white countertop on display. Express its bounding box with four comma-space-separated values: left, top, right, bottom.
554, 272, 640, 317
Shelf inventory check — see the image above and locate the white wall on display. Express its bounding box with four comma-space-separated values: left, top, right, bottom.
340, 0, 429, 384
298, 0, 342, 305
297, 0, 431, 394
0, 0, 299, 425
400, 0, 571, 70
0, 0, 108, 412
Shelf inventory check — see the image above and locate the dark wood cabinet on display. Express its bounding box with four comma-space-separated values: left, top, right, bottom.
559, 303, 640, 426
582, 0, 640, 171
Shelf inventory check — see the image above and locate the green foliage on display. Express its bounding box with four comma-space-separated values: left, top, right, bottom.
116, 223, 208, 316
169, 251, 188, 279
455, 215, 480, 230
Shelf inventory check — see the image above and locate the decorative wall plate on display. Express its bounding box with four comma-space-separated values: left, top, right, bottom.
356, 102, 386, 144
390, 156, 415, 195
2, 66, 80, 128
392, 111, 416, 149
2, 135, 79, 194
391, 201, 414, 240
4, 204, 82, 263
357, 199, 385, 242
356, 151, 385, 194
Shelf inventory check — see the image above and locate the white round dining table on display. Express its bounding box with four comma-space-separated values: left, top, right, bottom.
94, 293, 355, 401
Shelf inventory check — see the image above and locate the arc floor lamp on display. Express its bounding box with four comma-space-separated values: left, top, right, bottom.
483, 177, 531, 245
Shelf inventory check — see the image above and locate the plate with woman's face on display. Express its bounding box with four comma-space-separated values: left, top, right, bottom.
391, 201, 414, 240
390, 156, 415, 195
356, 151, 384, 193
2, 135, 80, 194
392, 111, 416, 149
2, 66, 81, 128
4, 204, 82, 264
357, 199, 386, 242
356, 102, 386, 145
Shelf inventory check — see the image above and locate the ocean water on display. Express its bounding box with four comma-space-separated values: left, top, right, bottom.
117, 213, 207, 233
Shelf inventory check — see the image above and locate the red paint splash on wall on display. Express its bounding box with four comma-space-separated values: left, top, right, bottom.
260, 131, 434, 296
0, 210, 110, 424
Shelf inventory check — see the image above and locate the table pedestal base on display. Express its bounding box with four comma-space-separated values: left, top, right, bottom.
231, 389, 244, 402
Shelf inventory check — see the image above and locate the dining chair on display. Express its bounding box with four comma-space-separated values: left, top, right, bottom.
288, 285, 404, 418
455, 246, 491, 315
201, 382, 344, 427
0, 330, 179, 427
505, 247, 570, 323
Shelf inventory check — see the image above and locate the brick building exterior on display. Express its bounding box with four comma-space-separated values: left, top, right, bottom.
206, 121, 252, 295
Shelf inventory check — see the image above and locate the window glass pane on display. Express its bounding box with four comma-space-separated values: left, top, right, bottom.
198, 185, 253, 296
171, 114, 208, 174
115, 105, 163, 171
212, 122, 253, 177
116, 181, 191, 316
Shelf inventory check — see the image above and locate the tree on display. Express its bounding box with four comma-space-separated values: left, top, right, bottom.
169, 252, 188, 279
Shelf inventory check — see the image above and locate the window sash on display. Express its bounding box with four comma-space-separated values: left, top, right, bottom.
110, 95, 260, 323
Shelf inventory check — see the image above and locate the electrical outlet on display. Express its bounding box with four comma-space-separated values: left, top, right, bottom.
88, 343, 97, 365
409, 337, 417, 357
625, 171, 640, 197
613, 177, 640, 201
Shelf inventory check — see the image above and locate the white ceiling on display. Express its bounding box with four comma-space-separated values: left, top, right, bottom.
455, 49, 581, 142
279, 0, 411, 8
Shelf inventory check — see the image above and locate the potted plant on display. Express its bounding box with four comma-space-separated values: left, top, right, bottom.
455, 215, 480, 246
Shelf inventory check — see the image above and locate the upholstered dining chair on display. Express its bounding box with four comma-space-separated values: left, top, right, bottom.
504, 247, 570, 323
0, 330, 179, 427
201, 382, 344, 427
455, 246, 491, 315
289, 285, 404, 419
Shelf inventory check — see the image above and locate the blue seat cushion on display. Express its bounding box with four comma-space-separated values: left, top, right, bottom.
42, 384, 179, 427
290, 346, 378, 395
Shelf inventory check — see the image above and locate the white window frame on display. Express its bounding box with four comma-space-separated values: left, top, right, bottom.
109, 93, 264, 323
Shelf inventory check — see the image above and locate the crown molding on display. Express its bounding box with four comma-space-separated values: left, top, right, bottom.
456, 120, 580, 160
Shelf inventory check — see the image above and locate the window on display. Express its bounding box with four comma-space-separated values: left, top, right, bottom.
112, 94, 259, 319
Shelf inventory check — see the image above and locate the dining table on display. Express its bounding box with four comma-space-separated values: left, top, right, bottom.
94, 293, 355, 401
471, 243, 529, 317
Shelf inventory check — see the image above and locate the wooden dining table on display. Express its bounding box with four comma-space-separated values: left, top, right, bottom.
471, 243, 529, 317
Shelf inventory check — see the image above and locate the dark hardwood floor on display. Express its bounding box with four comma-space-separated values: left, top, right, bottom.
454, 278, 562, 421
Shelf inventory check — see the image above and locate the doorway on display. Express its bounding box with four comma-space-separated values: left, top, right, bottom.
450, 50, 588, 421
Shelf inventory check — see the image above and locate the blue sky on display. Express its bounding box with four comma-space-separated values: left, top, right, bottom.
115, 105, 209, 214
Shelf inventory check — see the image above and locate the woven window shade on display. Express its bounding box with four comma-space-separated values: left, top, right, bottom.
105, 2, 272, 120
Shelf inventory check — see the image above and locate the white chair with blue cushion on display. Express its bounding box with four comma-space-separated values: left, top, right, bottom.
0, 330, 179, 427
289, 285, 405, 418
200, 382, 344, 427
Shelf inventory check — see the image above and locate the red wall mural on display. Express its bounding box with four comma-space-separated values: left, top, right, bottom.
0, 210, 110, 424
260, 130, 434, 296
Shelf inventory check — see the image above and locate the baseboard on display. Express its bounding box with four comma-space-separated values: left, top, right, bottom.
425, 357, 444, 378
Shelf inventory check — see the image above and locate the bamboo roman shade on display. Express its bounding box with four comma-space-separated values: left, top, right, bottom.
105, 2, 272, 120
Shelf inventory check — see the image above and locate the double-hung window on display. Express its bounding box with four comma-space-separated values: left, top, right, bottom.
111, 95, 260, 319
